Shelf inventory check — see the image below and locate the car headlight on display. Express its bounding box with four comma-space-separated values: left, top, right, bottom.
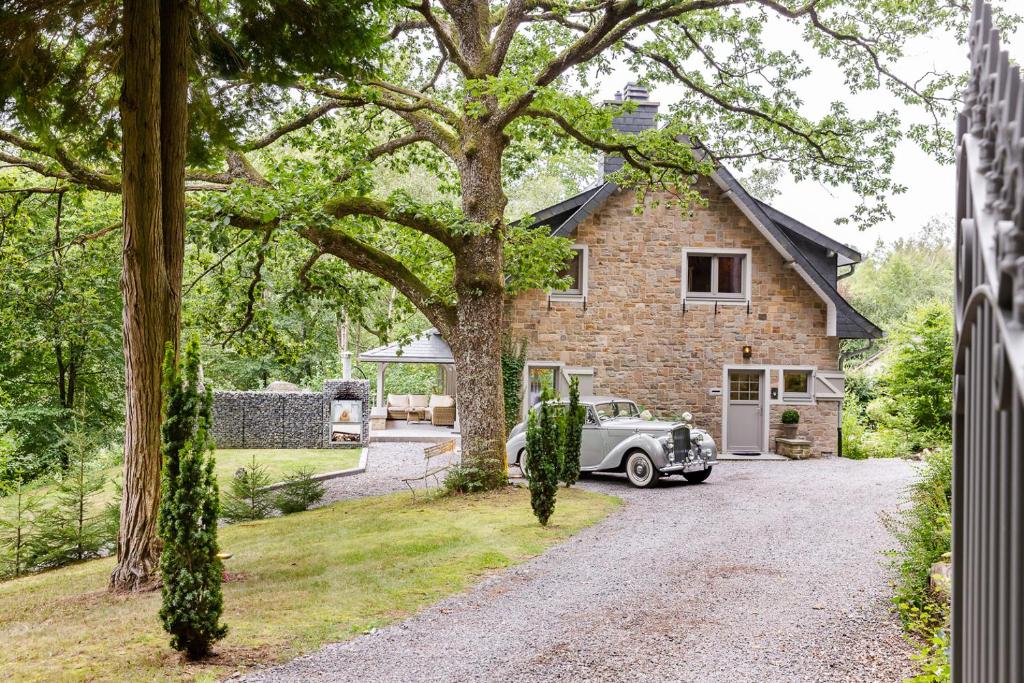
658, 435, 672, 451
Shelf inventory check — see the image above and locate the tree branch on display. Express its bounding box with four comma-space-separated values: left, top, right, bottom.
324, 195, 458, 250
299, 222, 455, 331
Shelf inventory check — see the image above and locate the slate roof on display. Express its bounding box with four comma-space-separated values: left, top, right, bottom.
358, 328, 454, 364
529, 172, 882, 340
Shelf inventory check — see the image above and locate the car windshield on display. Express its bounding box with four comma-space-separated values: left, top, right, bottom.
594, 401, 640, 421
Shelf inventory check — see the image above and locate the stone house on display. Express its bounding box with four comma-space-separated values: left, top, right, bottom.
505, 84, 881, 457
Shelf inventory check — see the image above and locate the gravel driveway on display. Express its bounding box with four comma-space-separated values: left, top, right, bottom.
246, 452, 918, 683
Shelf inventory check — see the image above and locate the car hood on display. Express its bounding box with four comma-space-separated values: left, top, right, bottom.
605, 418, 681, 433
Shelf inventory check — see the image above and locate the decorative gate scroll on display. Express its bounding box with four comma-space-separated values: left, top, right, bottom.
953, 1, 1024, 680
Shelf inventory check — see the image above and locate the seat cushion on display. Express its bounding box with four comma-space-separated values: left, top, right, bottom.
387, 394, 409, 407
429, 394, 455, 408
408, 394, 429, 408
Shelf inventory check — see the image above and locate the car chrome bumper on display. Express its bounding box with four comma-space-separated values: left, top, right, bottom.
659, 457, 713, 474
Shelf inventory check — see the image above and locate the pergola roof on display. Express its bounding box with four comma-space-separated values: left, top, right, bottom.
358, 328, 454, 364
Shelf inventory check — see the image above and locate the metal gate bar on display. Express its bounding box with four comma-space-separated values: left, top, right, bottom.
953, 1, 1024, 680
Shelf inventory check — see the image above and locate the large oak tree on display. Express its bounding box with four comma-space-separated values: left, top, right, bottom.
198, 0, 979, 488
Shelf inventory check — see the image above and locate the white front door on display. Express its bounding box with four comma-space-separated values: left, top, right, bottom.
727, 369, 765, 453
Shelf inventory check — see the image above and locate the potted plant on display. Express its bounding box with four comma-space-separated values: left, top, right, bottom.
780, 409, 800, 438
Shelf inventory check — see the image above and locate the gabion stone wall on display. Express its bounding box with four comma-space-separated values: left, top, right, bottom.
322, 379, 370, 448
211, 379, 369, 449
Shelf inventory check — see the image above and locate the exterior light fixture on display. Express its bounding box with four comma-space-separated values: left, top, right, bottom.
742, 345, 753, 359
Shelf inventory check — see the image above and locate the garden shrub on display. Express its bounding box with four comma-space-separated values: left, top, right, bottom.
887, 448, 952, 623
274, 467, 326, 514
27, 421, 111, 570
157, 339, 228, 660
525, 389, 561, 526
221, 455, 274, 522
560, 377, 583, 488
781, 409, 800, 425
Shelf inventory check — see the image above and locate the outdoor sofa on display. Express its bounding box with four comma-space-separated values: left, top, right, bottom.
386, 393, 456, 427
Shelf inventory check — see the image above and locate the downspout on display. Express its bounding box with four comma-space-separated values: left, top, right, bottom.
837, 263, 857, 280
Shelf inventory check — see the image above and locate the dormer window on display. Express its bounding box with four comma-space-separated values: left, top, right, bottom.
682, 249, 750, 302
552, 244, 588, 299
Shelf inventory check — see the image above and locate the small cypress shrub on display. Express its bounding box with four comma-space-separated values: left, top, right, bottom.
221, 455, 274, 522
28, 421, 110, 569
158, 339, 227, 660
525, 389, 561, 526
560, 377, 584, 488
274, 467, 326, 514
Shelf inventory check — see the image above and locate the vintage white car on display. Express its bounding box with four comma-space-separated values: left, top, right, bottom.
505, 396, 717, 487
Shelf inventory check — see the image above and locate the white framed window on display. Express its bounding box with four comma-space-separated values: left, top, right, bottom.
782, 369, 814, 402
551, 244, 588, 300
681, 248, 751, 303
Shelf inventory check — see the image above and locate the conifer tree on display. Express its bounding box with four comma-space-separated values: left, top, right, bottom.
0, 479, 42, 579
525, 389, 561, 526
560, 377, 584, 488
157, 339, 227, 660
221, 456, 274, 522
28, 422, 110, 569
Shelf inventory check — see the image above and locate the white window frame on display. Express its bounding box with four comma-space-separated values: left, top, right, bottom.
550, 244, 588, 301
781, 368, 815, 403
681, 247, 752, 305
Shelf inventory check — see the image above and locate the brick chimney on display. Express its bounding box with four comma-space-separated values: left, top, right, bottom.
603, 82, 659, 177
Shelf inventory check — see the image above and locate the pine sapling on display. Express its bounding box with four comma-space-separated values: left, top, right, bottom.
221, 455, 274, 522
0, 479, 42, 579
158, 339, 227, 659
28, 421, 110, 569
274, 467, 326, 514
560, 377, 583, 488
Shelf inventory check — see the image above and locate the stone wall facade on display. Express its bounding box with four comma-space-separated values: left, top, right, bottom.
506, 186, 843, 456
211, 379, 370, 449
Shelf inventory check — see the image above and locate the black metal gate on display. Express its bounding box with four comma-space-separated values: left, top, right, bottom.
953, 1, 1024, 680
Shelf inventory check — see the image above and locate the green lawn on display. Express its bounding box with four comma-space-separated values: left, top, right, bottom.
212, 448, 362, 486
0, 486, 619, 682
0, 448, 363, 516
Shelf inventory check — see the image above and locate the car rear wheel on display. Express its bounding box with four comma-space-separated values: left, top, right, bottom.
682, 467, 713, 483
625, 451, 658, 488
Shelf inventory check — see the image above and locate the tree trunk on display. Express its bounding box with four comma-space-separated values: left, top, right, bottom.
450, 260, 507, 485
450, 129, 509, 487
109, 0, 189, 592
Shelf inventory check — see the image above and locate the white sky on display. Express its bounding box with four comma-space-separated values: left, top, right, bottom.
595, 17, 1023, 255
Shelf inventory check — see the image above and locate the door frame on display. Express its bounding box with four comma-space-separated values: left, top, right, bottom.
722, 365, 771, 454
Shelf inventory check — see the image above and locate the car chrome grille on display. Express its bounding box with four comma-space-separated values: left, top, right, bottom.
672, 426, 691, 461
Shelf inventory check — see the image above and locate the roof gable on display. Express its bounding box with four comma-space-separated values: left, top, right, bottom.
529, 170, 881, 340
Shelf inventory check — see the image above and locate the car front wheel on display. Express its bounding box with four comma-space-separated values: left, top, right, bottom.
625, 451, 658, 488
682, 466, 713, 484
517, 450, 529, 479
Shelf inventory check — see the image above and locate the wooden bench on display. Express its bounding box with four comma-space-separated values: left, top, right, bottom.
402, 439, 459, 497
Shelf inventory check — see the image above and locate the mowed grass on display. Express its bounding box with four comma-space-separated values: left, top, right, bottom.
0, 448, 363, 516
211, 448, 363, 486
0, 486, 620, 682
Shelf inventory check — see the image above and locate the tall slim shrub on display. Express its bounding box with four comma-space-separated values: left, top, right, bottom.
501, 335, 527, 436
28, 422, 110, 569
525, 389, 561, 526
560, 377, 583, 488
158, 339, 227, 660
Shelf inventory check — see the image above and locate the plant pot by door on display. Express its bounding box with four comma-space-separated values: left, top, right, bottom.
779, 423, 798, 439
